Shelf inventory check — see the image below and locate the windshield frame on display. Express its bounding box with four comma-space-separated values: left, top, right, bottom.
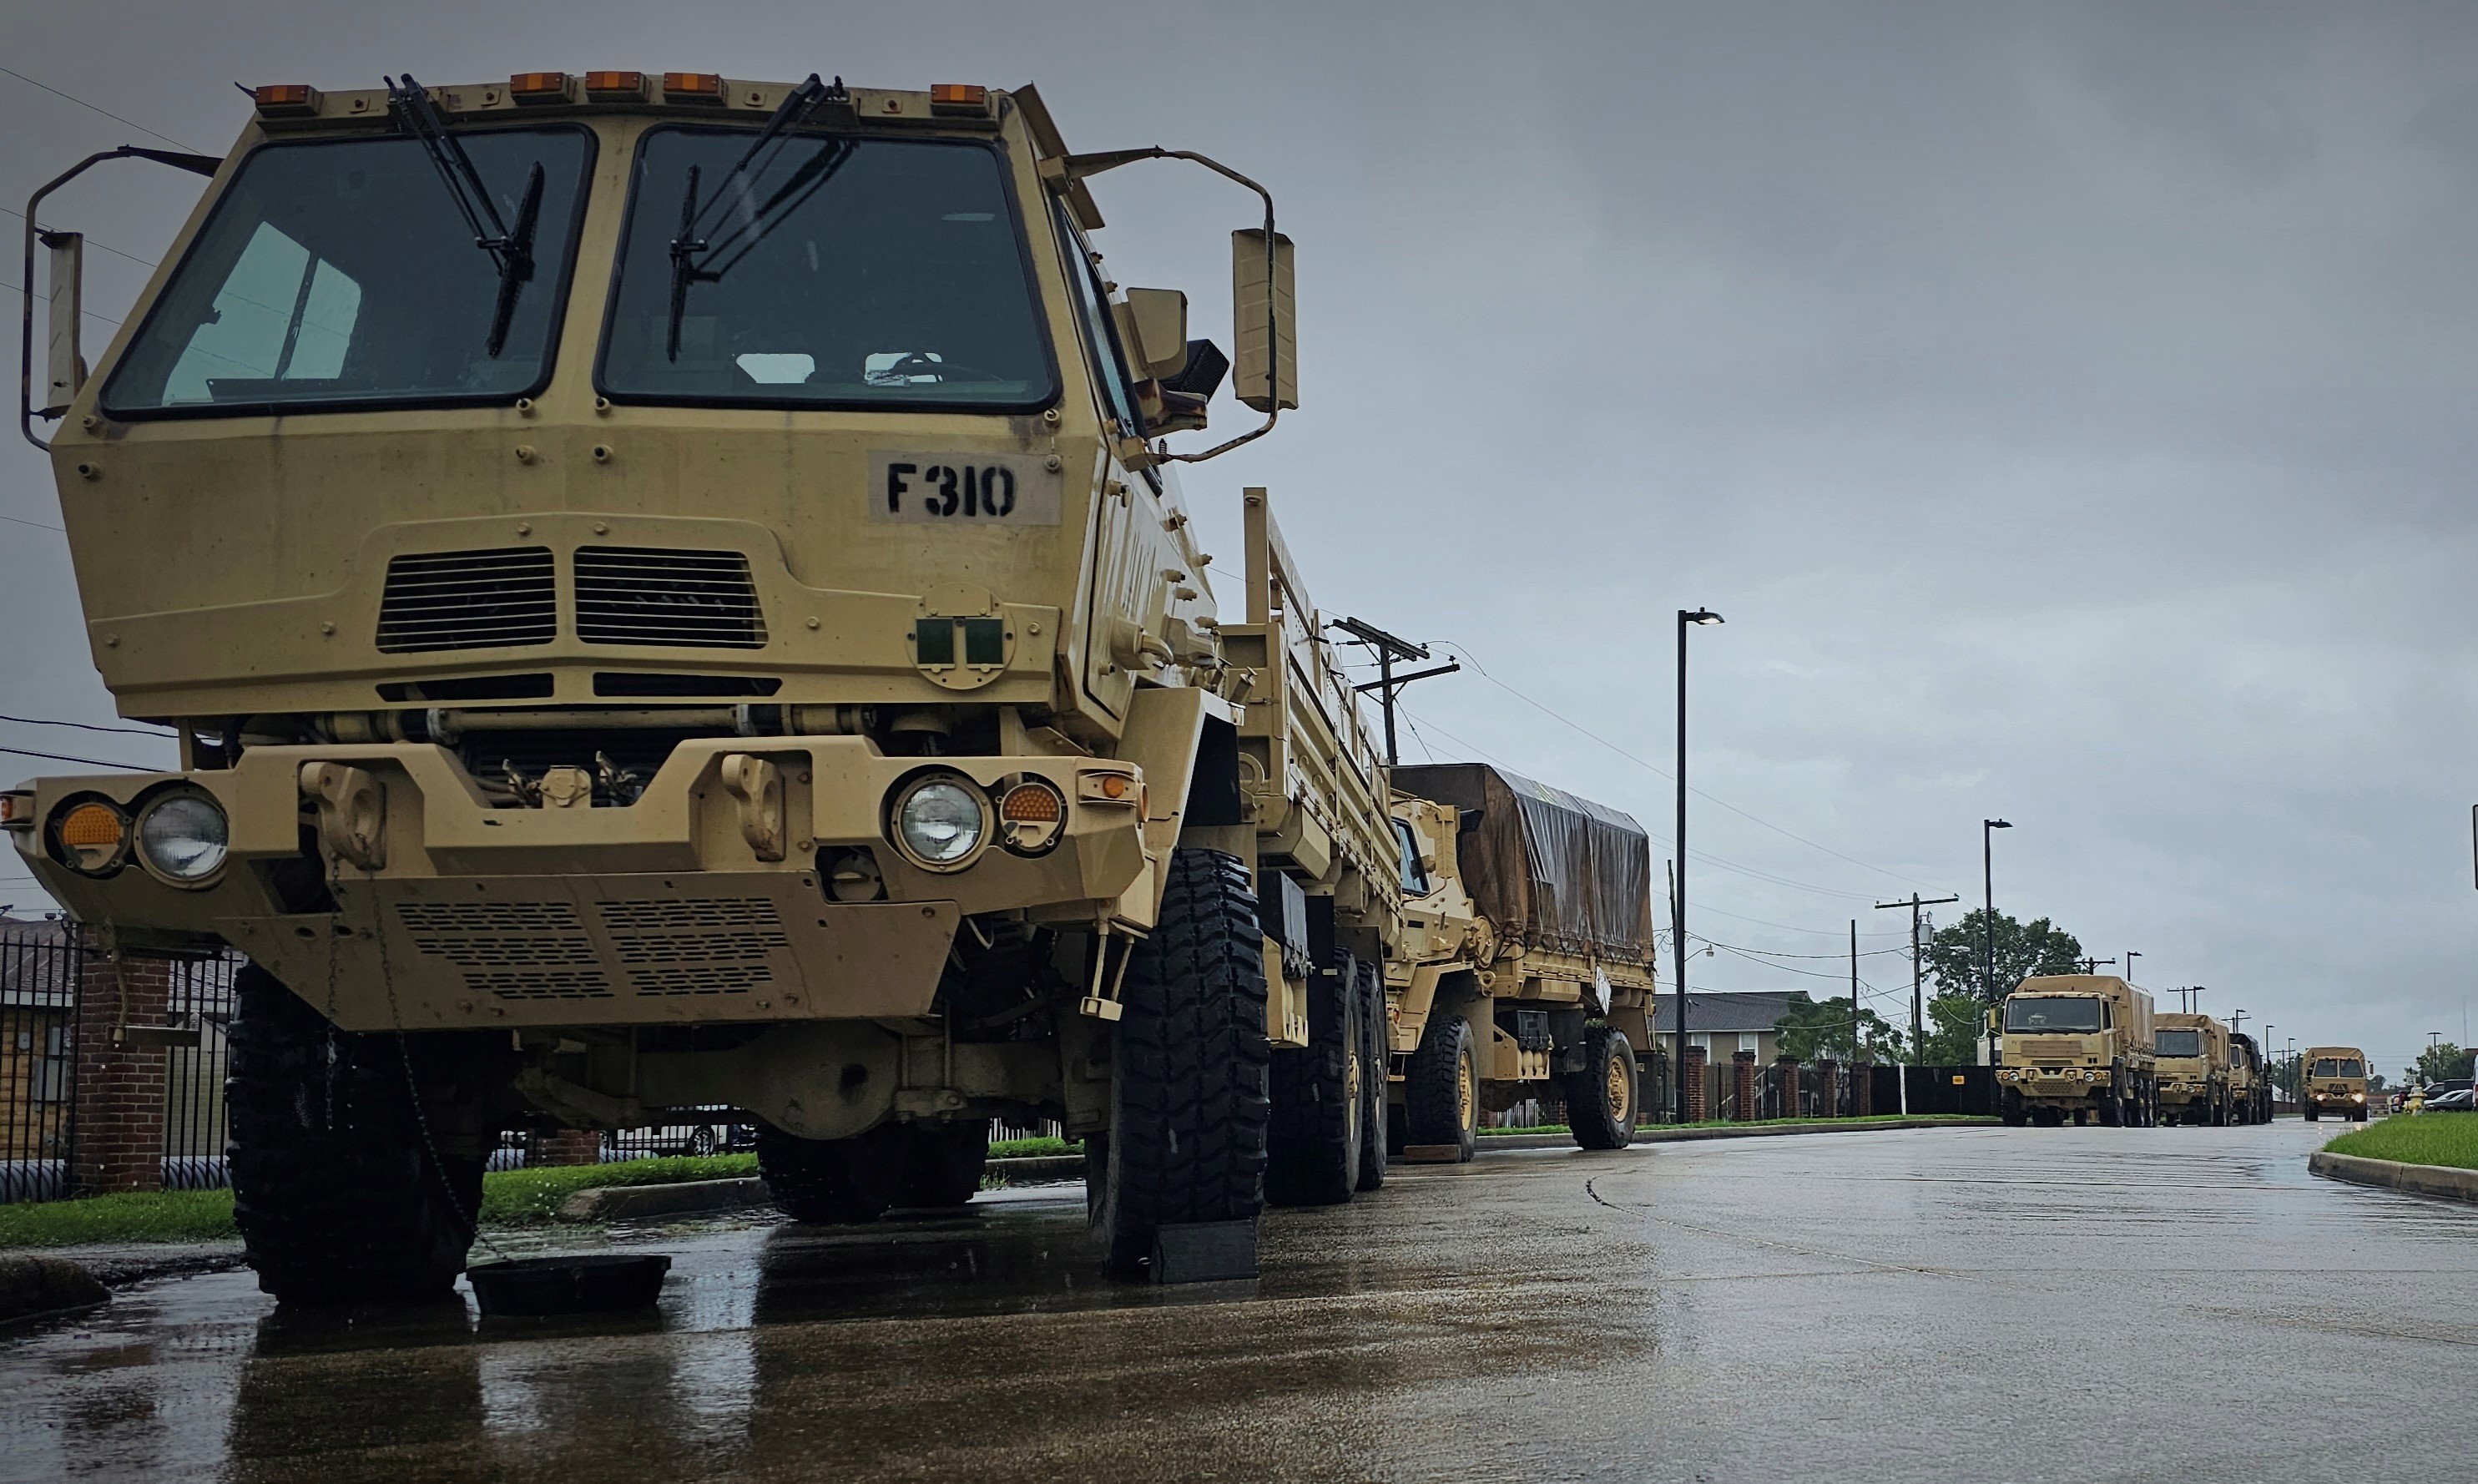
591, 124, 1062, 416
2004, 997, 2105, 1034
98, 123, 599, 422
2156, 1029, 2204, 1058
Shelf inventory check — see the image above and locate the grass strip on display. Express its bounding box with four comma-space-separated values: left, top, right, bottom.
1481, 1114, 1996, 1136
0, 1189, 238, 1249
2324, 1114, 2478, 1172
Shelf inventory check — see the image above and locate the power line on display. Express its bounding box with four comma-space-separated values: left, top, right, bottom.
0, 511, 66, 534
0, 205, 159, 267
0, 277, 121, 326
0, 712, 175, 738
0, 743, 157, 770
0, 64, 204, 152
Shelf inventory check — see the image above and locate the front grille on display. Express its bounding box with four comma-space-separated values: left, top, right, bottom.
375, 547, 557, 653
573, 547, 767, 649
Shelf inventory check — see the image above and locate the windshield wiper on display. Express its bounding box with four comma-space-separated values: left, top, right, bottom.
386, 73, 544, 357
664, 73, 846, 361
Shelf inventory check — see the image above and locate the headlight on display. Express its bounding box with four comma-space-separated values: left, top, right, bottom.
49, 798, 129, 876
891, 775, 987, 869
134, 791, 229, 884
2352, 1093, 2365, 1103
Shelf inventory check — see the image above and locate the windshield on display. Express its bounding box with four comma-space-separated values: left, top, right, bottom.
102, 129, 593, 416
598, 128, 1056, 410
2157, 1029, 2203, 1057
2311, 1057, 2364, 1079
2005, 997, 2102, 1033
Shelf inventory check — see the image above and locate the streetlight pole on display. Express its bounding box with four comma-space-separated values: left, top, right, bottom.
1875, 892, 1958, 1072
2123, 950, 2141, 987
1673, 607, 1723, 1127
1981, 820, 2011, 1002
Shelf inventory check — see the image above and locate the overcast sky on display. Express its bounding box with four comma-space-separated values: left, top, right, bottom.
4, 2, 2475, 1077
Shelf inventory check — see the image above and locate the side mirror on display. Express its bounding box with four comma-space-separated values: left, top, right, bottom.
1117, 288, 1190, 380
38, 230, 85, 417
1456, 806, 1486, 836
1230, 227, 1295, 413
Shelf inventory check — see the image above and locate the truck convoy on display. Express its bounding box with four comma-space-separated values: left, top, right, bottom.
2299, 1046, 2370, 1122
2152, 1012, 2232, 1126
2227, 1031, 2271, 1125
8, 71, 1659, 1300
1995, 974, 2158, 1127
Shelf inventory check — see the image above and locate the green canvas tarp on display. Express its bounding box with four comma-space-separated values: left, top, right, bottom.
1391, 763, 1656, 969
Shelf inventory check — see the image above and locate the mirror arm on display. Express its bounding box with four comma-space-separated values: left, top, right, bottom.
20, 145, 220, 452
1051, 146, 1281, 465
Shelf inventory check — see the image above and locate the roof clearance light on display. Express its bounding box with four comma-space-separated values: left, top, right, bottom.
253, 83, 320, 117
663, 72, 724, 102
508, 72, 572, 103
928, 82, 989, 114
584, 70, 648, 99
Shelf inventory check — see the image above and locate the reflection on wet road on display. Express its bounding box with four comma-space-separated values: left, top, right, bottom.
5, 1120, 2471, 1481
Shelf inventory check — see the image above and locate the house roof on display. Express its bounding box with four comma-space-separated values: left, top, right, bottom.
0, 916, 78, 1007
1651, 991, 1807, 1035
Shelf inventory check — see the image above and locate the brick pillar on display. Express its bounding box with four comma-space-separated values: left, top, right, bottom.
1853, 1057, 1875, 1117
1814, 1058, 1839, 1120
532, 1129, 603, 1166
1683, 1044, 1709, 1122
1734, 1051, 1759, 1122
69, 948, 174, 1196
1775, 1057, 1800, 1118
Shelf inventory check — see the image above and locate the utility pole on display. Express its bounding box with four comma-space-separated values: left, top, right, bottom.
1849, 920, 1860, 1065
1673, 608, 1723, 1127
1332, 616, 1458, 768
1981, 820, 2012, 1002
1875, 892, 1959, 1073
2077, 956, 2115, 975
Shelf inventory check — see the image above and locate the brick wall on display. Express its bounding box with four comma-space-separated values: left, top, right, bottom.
1733, 1051, 1759, 1123
69, 949, 173, 1196
1683, 1044, 1708, 1122
1814, 1059, 1839, 1120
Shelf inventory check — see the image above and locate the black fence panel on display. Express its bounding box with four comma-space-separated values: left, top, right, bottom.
2, 922, 79, 1202
1904, 1064, 1998, 1116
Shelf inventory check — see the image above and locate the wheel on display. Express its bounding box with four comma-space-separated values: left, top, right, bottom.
1354, 961, 1387, 1192
2097, 1076, 2122, 1128
1267, 952, 1365, 1206
225, 965, 482, 1305
1088, 848, 1271, 1276
1566, 1026, 1638, 1150
689, 1125, 719, 1158
1405, 1012, 1481, 1160
2304, 1104, 2319, 1122
892, 1119, 991, 1209
2001, 1088, 2026, 1127
758, 1123, 908, 1223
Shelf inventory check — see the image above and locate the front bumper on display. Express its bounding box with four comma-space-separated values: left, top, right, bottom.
1999, 1064, 2112, 1097
9, 739, 1154, 1031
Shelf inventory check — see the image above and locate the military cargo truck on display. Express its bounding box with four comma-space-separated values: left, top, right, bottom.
1995, 975, 2158, 1127
2226, 1032, 2270, 1125
6, 69, 1480, 1295
2153, 1012, 2231, 1126
1385, 765, 1658, 1159
2300, 1046, 2369, 1122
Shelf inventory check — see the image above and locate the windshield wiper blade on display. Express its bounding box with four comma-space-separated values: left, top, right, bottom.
664, 73, 845, 361
386, 73, 542, 359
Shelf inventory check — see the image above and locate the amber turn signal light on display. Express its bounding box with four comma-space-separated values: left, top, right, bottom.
252, 83, 320, 117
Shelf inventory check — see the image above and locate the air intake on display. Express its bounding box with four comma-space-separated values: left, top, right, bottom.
573, 547, 768, 649
374, 548, 557, 654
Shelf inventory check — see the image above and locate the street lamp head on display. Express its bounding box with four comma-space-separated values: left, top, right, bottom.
1986, 818, 2012, 830
1681, 608, 1724, 626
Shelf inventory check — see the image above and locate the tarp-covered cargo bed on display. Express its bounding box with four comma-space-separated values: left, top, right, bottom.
1391, 763, 1656, 969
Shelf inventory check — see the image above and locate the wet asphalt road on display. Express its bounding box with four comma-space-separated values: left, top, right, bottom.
4, 1118, 2472, 1482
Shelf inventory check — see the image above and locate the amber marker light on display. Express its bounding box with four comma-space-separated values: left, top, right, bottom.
253, 83, 320, 116
663, 72, 724, 101
998, 780, 1067, 856
508, 72, 572, 103
584, 71, 648, 99
928, 82, 990, 114
53, 800, 129, 875
1078, 771, 1137, 805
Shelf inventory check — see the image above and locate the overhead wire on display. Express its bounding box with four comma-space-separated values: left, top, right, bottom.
0, 64, 204, 152
0, 205, 159, 267
0, 712, 176, 737
0, 743, 157, 770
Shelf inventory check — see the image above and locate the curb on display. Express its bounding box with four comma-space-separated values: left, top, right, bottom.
554, 1176, 770, 1223
0, 1254, 109, 1327
1474, 1117, 1996, 1153
2308, 1149, 2478, 1204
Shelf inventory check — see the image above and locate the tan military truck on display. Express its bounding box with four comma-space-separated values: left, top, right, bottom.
2226, 1031, 2270, 1125
2299, 1046, 2370, 1122
2153, 1012, 2232, 1126
1994, 974, 2158, 1127
7, 69, 1456, 1295
1385, 765, 1658, 1159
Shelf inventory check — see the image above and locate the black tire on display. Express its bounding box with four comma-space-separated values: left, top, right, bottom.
2304, 1104, 2319, 1122
1354, 960, 1387, 1192
759, 1123, 907, 1224
891, 1120, 990, 1209
1089, 849, 1271, 1276
1406, 1012, 1480, 1161
2001, 1088, 2026, 1127
1566, 1027, 1638, 1150
225, 965, 482, 1305
1267, 952, 1365, 1206
2097, 1068, 2122, 1128
689, 1125, 719, 1158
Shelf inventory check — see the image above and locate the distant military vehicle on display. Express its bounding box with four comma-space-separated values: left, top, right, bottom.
1996, 975, 2158, 1127
2226, 1032, 2271, 1125
2299, 1046, 2369, 1122
2153, 1012, 2232, 1126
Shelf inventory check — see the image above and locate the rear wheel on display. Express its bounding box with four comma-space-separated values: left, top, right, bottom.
1406, 1012, 1481, 1160
226, 966, 482, 1305
1267, 954, 1365, 1207
891, 1120, 991, 1209
759, 1123, 907, 1223
2304, 1103, 2319, 1122
1566, 1027, 1638, 1150
1354, 961, 1387, 1192
1089, 849, 1271, 1276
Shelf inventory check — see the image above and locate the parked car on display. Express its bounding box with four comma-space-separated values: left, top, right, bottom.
2420, 1088, 2475, 1114
610, 1118, 757, 1158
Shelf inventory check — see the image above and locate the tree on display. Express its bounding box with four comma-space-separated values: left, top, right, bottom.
1773, 992, 1905, 1063
2410, 1043, 2476, 1086
1920, 993, 1989, 1066
1922, 908, 2085, 1005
